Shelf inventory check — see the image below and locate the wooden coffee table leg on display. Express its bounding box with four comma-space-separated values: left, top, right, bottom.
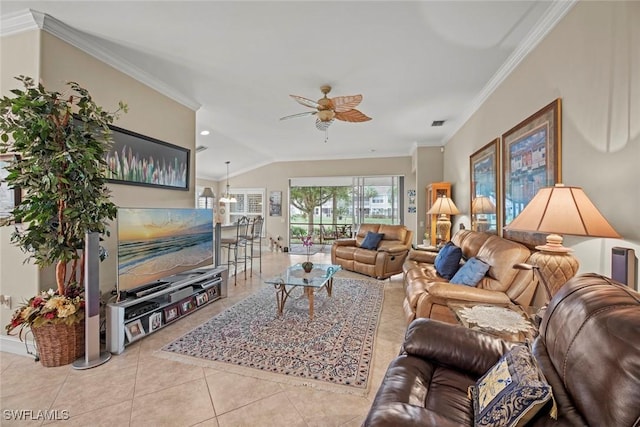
274, 283, 289, 317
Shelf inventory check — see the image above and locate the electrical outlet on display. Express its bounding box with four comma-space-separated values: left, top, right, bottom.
0, 295, 11, 309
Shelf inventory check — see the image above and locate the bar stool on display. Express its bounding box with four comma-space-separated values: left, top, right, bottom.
243, 216, 264, 276
220, 216, 250, 285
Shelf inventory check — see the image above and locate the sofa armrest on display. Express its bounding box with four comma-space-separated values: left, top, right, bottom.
332, 238, 356, 247
408, 249, 438, 264
428, 282, 512, 304
402, 318, 513, 376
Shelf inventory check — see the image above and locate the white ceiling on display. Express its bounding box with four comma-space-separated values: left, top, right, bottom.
0, 1, 573, 181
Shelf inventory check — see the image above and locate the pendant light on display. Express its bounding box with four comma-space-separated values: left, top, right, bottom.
219, 161, 237, 203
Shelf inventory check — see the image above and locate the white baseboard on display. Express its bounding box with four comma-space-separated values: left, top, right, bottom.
0, 334, 35, 357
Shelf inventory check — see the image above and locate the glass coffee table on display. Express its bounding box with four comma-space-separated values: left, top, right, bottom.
264, 263, 341, 320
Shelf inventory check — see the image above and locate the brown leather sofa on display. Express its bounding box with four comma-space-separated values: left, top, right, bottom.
403, 230, 538, 324
331, 224, 413, 279
363, 273, 640, 426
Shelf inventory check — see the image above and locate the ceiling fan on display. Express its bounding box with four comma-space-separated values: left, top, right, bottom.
279, 85, 372, 132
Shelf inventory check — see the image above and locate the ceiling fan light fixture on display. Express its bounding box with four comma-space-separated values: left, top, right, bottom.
318, 109, 335, 121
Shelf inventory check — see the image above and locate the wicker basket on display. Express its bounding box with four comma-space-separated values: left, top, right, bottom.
32, 322, 84, 367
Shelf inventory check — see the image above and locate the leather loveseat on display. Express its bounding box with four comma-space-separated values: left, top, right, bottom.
331, 224, 413, 279
364, 273, 640, 426
403, 230, 538, 324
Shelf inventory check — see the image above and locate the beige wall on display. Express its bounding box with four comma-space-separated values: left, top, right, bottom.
443, 1, 640, 284
1, 30, 196, 331
212, 156, 420, 243
1, 31, 43, 331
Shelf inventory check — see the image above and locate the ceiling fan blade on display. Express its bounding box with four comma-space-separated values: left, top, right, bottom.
334, 109, 372, 122
279, 111, 317, 121
315, 118, 333, 131
290, 95, 320, 109
331, 95, 362, 112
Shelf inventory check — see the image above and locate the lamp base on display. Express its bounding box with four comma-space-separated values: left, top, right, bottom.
436, 215, 451, 245
529, 250, 579, 297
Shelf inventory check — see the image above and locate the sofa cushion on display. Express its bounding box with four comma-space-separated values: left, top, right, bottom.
360, 231, 384, 249
470, 344, 553, 427
378, 224, 407, 242
434, 242, 462, 279
450, 257, 490, 286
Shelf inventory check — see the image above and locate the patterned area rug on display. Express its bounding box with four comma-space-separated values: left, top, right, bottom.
159, 277, 384, 394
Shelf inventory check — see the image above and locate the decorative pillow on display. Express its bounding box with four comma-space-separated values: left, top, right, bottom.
360, 232, 384, 250
469, 345, 554, 427
450, 257, 490, 286
434, 242, 462, 279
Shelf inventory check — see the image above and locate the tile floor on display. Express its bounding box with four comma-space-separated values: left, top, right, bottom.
0, 250, 408, 426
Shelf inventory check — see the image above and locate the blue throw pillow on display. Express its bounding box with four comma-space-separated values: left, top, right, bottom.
360, 232, 384, 250
450, 257, 490, 286
434, 242, 462, 279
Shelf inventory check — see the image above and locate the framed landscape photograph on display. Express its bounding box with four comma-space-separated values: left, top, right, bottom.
104, 124, 190, 190
125, 319, 145, 342
470, 139, 499, 234
502, 99, 562, 247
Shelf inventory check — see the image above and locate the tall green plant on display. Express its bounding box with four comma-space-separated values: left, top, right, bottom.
0, 75, 127, 296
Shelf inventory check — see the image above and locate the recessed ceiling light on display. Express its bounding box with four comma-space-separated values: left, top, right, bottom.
200, 130, 210, 136
431, 120, 445, 127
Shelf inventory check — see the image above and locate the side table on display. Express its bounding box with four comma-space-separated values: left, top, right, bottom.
448, 302, 539, 343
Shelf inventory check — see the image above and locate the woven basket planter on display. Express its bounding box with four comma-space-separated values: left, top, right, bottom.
32, 322, 84, 367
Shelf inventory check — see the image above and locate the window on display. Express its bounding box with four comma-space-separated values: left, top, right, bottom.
228, 188, 265, 224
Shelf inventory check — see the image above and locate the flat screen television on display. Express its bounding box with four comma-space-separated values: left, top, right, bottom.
117, 208, 214, 295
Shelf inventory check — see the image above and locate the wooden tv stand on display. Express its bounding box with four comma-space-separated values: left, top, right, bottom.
106, 266, 228, 354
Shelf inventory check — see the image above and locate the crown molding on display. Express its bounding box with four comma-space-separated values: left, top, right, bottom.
1, 9, 200, 111
442, 0, 578, 144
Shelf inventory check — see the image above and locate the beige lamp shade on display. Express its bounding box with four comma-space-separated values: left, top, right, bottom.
199, 187, 215, 198
505, 184, 620, 238
427, 195, 461, 216
471, 196, 496, 214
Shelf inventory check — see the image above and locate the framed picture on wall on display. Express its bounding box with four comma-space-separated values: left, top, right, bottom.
103, 124, 190, 191
470, 139, 499, 234
269, 191, 282, 216
0, 154, 21, 221
502, 98, 562, 247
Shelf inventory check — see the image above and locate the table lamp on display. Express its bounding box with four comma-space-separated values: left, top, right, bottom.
471, 196, 496, 232
505, 183, 620, 297
427, 195, 460, 246
199, 187, 215, 209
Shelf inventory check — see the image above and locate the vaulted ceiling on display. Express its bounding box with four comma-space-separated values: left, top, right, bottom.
0, 1, 574, 180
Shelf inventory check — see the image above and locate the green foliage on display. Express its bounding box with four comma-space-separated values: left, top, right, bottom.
0, 75, 127, 291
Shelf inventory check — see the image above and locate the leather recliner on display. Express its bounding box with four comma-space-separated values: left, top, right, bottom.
402, 230, 538, 324
331, 224, 413, 279
363, 273, 640, 426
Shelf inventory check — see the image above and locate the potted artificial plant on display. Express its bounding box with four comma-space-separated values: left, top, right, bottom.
0, 75, 126, 366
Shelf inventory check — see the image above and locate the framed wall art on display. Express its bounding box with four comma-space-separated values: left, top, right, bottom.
103, 124, 190, 190
0, 154, 21, 220
502, 98, 562, 247
269, 190, 282, 216
470, 139, 499, 234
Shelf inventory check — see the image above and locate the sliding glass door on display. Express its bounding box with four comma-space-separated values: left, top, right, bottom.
288, 175, 402, 249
